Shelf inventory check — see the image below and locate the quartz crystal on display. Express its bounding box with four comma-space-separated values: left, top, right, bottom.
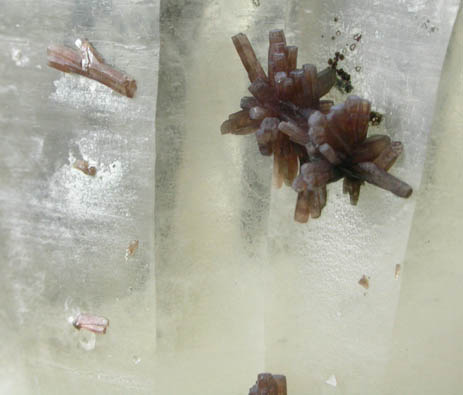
0, 0, 460, 394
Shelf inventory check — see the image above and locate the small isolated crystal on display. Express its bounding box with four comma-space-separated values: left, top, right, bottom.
73, 159, 96, 176
358, 275, 370, 290
47, 39, 137, 98
221, 29, 412, 223
249, 373, 287, 395
126, 239, 139, 258
395, 264, 401, 279
73, 313, 109, 334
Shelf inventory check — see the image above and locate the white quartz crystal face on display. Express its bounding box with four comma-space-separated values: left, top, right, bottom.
385, 6, 463, 394
156, 0, 459, 394
264, 1, 460, 394
0, 0, 160, 393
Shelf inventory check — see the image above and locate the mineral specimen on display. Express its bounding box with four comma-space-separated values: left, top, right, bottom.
126, 239, 139, 260
221, 29, 412, 223
47, 39, 137, 98
73, 313, 109, 334
249, 373, 287, 395
358, 275, 370, 289
73, 159, 96, 176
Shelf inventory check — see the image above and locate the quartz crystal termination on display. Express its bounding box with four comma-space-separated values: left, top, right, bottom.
221, 29, 412, 223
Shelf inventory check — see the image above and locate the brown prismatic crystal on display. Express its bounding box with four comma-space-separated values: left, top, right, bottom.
73, 313, 109, 334
73, 159, 96, 176
358, 275, 370, 289
249, 373, 287, 395
47, 39, 137, 98
126, 239, 139, 257
221, 29, 412, 223
232, 33, 267, 83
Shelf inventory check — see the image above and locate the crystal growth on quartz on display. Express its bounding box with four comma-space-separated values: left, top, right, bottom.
221, 29, 412, 223
73, 313, 109, 334
47, 39, 137, 98
249, 373, 287, 395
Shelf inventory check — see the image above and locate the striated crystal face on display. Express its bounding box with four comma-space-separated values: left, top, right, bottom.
0, 0, 461, 394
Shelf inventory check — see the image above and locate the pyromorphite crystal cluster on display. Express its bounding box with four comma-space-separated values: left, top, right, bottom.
221, 29, 412, 223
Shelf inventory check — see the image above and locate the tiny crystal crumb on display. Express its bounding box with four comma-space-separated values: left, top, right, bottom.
358, 275, 370, 289
369, 111, 383, 126
73, 159, 96, 176
395, 264, 401, 279
126, 240, 139, 258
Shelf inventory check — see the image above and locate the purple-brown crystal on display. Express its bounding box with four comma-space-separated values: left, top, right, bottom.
73, 159, 96, 176
350, 135, 391, 163
221, 30, 412, 223
47, 39, 137, 98
232, 33, 267, 83
249, 373, 287, 395
256, 117, 279, 156
295, 190, 311, 223
286, 45, 298, 71
278, 121, 309, 145
73, 313, 109, 334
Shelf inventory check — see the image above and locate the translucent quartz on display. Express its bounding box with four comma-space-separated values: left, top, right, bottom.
152, 2, 289, 394
386, 9, 463, 393
0, 0, 160, 393
264, 2, 460, 394
0, 1, 460, 394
